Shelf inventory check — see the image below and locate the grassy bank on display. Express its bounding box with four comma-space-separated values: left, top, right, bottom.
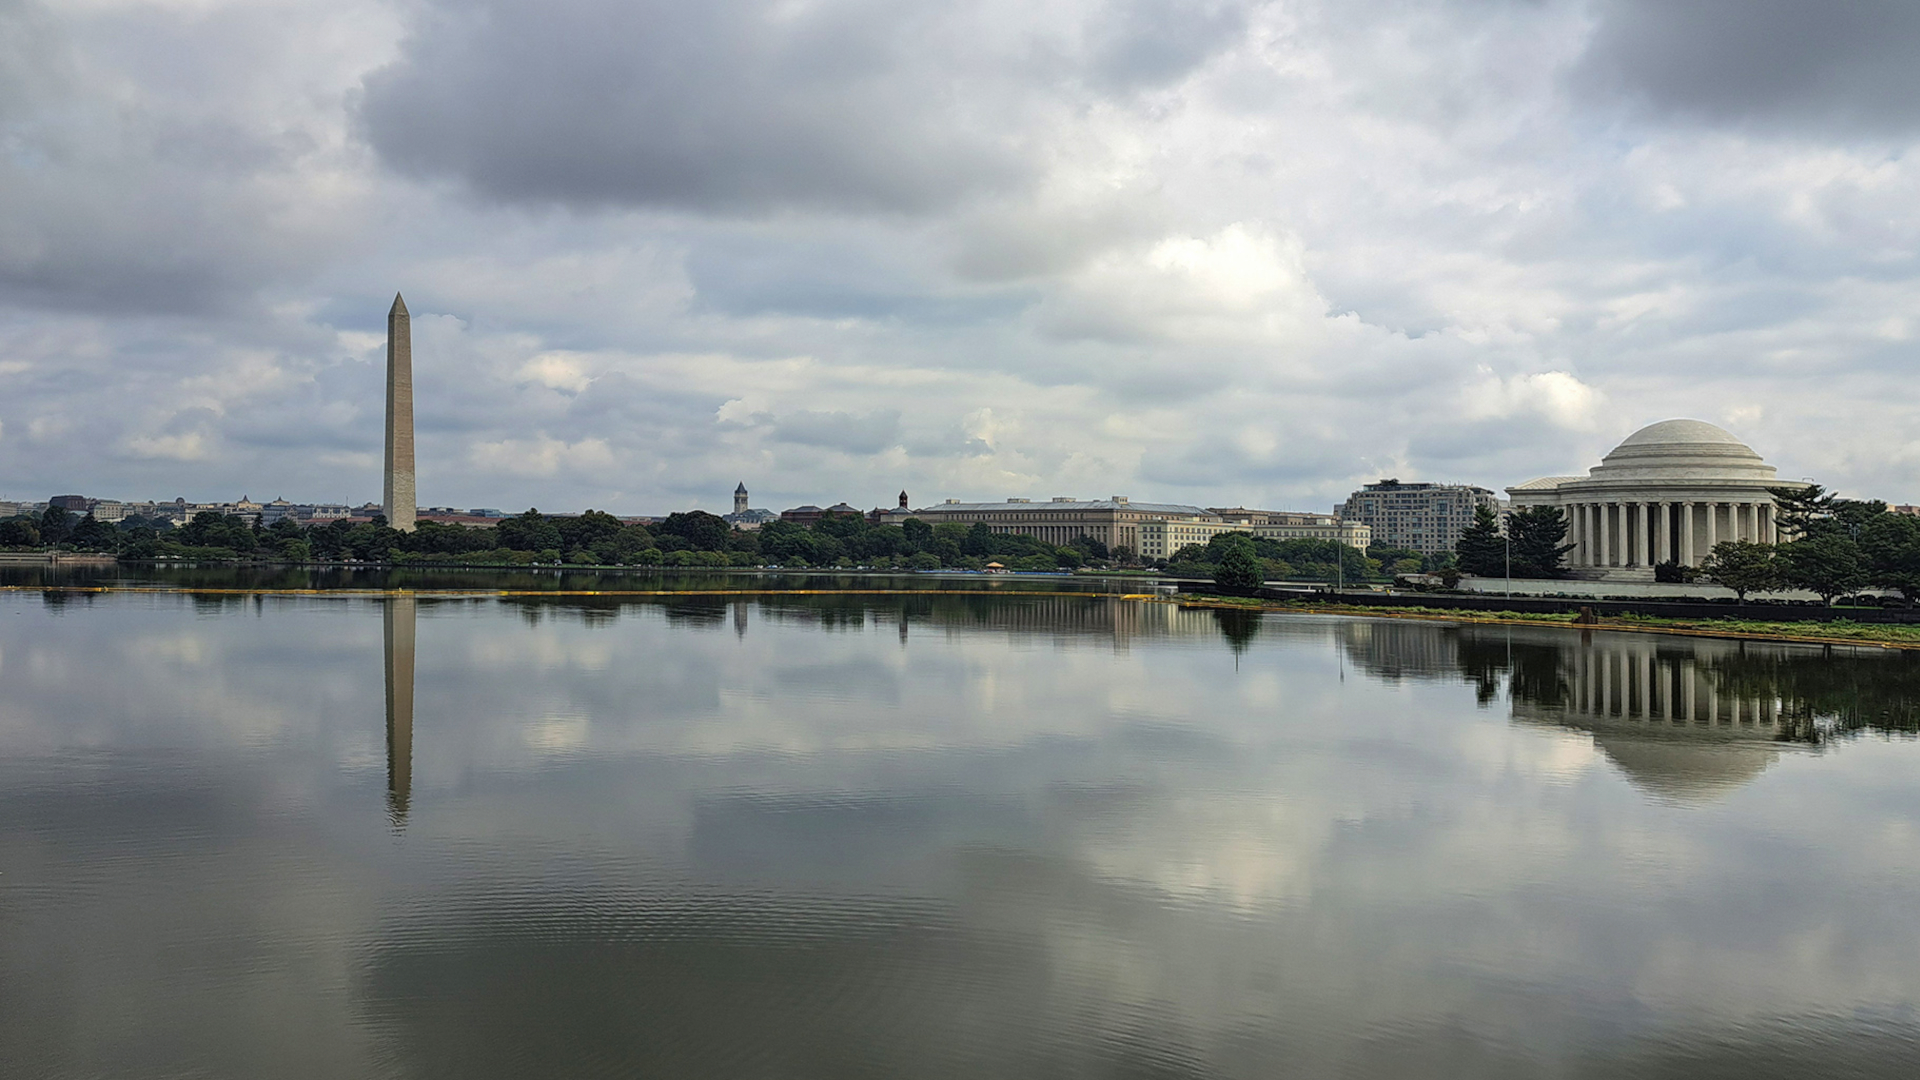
1174, 594, 1920, 650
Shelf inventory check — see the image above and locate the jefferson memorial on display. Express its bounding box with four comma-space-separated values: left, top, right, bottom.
1508, 419, 1803, 577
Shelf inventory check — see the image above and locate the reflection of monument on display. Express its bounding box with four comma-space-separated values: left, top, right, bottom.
385, 594, 415, 826
383, 293, 416, 532
1507, 632, 1790, 801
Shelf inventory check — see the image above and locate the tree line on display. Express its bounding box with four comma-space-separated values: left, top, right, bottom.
1164, 531, 1451, 590
0, 505, 1140, 571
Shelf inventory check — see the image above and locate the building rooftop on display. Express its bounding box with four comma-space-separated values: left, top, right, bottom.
1508, 476, 1584, 491
916, 499, 1213, 516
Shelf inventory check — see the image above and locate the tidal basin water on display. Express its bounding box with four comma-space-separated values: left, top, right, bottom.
4, 580, 1920, 1078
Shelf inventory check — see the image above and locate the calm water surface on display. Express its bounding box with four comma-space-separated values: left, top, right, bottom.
4, 577, 1920, 1078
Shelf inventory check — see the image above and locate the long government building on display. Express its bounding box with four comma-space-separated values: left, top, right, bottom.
903, 498, 1369, 560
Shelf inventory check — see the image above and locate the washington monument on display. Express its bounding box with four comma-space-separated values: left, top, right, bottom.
383, 293, 416, 531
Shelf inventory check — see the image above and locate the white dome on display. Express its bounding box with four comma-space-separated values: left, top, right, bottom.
1589, 418, 1776, 482
1615, 418, 1749, 448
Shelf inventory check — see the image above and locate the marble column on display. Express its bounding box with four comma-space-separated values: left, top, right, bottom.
1582, 650, 1594, 714
1598, 504, 1611, 567
1639, 651, 1653, 716
1600, 653, 1612, 715
1680, 503, 1694, 566
1705, 502, 1717, 552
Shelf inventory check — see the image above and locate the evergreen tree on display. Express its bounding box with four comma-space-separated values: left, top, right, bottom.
1507, 506, 1574, 578
1767, 483, 1833, 540
66, 513, 114, 551
38, 505, 74, 544
1454, 505, 1506, 577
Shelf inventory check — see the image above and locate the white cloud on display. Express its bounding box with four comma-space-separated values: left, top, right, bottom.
517, 353, 595, 394
470, 436, 616, 479
1462, 369, 1606, 431
125, 431, 213, 461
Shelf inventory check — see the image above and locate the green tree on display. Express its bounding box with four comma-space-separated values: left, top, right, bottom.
1861, 513, 1920, 605
1170, 543, 1212, 564
1213, 543, 1263, 591
655, 510, 732, 552
1070, 533, 1109, 560
66, 513, 115, 551
39, 506, 74, 544
496, 510, 564, 553
1699, 540, 1784, 602
962, 523, 996, 557
1768, 483, 1834, 540
1454, 505, 1506, 577
1507, 506, 1573, 578
117, 527, 159, 559
0, 519, 41, 547
1366, 543, 1422, 567
901, 517, 933, 551
1781, 534, 1868, 605
557, 509, 627, 552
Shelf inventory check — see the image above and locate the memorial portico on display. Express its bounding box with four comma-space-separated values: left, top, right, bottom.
1508, 420, 1802, 580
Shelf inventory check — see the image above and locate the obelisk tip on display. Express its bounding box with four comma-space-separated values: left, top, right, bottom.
390, 292, 408, 316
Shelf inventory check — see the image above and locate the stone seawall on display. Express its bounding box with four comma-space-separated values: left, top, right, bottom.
1176, 581, 1920, 625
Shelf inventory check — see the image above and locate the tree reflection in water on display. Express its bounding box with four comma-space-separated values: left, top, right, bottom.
1335, 618, 1920, 801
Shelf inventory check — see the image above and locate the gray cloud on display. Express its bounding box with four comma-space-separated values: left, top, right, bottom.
0, 1, 369, 315
357, 0, 1260, 217
5, 0, 1920, 515
359, 0, 1033, 215
768, 409, 903, 455
1084, 0, 1252, 92
1575, 0, 1920, 132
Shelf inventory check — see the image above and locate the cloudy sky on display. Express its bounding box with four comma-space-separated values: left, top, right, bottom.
2, 0, 1917, 515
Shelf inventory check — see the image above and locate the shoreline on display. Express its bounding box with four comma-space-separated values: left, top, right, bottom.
8, 571, 1917, 650
1168, 594, 1920, 651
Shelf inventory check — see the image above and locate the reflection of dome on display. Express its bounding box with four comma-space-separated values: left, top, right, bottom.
1587, 418, 1778, 483
1589, 733, 1781, 803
